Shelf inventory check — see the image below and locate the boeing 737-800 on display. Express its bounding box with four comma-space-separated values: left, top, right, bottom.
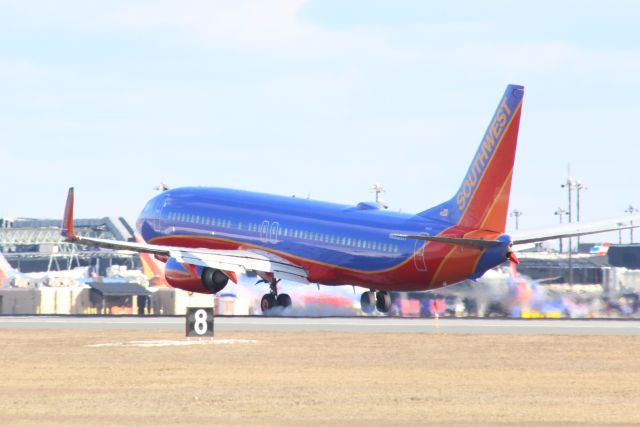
61, 85, 638, 313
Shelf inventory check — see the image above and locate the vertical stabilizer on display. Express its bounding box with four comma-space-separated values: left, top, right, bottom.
418, 85, 524, 233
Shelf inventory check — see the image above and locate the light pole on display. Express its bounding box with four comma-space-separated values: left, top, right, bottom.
370, 184, 388, 209
561, 177, 574, 285
574, 181, 587, 249
625, 205, 639, 243
510, 209, 523, 230
561, 173, 578, 286
554, 207, 567, 252
617, 222, 624, 244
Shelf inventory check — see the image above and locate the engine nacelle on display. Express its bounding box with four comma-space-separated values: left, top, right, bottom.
201, 267, 229, 293
163, 257, 229, 294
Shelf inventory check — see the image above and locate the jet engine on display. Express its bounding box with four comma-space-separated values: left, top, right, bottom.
201, 267, 229, 293
163, 257, 228, 294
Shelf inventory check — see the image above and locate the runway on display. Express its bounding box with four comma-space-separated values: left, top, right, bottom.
1, 315, 640, 335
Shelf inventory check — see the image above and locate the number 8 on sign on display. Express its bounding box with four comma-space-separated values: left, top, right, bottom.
186, 307, 214, 337
194, 309, 209, 334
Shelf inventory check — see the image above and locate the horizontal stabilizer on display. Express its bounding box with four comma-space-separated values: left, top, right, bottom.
391, 233, 501, 249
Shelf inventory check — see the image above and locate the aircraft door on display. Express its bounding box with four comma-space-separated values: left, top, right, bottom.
269, 222, 279, 243
151, 196, 165, 232
260, 220, 270, 243
413, 237, 427, 272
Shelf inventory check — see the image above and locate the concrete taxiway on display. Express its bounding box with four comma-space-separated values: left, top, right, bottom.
1, 315, 640, 335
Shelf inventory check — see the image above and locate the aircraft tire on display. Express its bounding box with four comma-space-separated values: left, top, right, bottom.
277, 293, 292, 308
376, 291, 391, 313
360, 291, 375, 314
261, 294, 277, 313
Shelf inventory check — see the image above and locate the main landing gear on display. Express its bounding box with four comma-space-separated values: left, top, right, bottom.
360, 290, 391, 314
260, 278, 292, 313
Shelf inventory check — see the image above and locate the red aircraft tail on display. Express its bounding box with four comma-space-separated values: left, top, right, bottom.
419, 85, 524, 233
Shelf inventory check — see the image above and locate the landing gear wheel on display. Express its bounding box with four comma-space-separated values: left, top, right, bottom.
376, 291, 391, 313
261, 294, 277, 313
360, 291, 376, 314
277, 293, 292, 308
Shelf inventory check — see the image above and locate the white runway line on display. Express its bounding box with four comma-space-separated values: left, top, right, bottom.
87, 339, 260, 348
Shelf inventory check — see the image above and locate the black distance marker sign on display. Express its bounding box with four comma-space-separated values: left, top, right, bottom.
186, 307, 214, 337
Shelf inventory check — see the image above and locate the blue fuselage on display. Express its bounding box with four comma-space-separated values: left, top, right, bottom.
136, 187, 509, 290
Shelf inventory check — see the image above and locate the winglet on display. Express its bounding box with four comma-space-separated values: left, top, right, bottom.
62, 187, 75, 239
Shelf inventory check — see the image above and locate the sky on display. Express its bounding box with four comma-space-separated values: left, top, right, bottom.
1, 0, 639, 243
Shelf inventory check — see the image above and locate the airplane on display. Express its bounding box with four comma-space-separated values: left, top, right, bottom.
60, 84, 640, 314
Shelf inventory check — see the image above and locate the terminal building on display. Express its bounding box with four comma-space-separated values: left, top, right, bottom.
0, 217, 236, 316
0, 217, 140, 275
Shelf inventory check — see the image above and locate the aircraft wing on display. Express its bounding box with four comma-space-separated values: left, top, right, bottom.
510, 215, 640, 249
170, 249, 308, 283
61, 188, 308, 284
